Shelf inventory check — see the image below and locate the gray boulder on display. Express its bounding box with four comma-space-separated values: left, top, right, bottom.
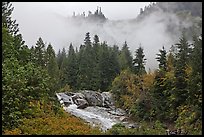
76, 98, 88, 109
72, 93, 86, 104
82, 90, 103, 106
119, 116, 128, 122
101, 92, 114, 108
127, 123, 139, 129
57, 93, 74, 107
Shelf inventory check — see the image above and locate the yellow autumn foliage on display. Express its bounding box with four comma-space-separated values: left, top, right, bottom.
3, 100, 102, 135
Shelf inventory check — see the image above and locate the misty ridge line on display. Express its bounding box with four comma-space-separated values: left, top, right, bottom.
16, 5, 199, 70
51, 10, 190, 70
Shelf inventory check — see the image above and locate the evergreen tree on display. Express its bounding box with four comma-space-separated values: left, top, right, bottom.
2, 3, 57, 131
2, 2, 26, 62
93, 34, 99, 44
133, 45, 146, 75
77, 32, 94, 90
59, 47, 68, 88
46, 44, 59, 78
156, 46, 167, 71
58, 47, 66, 70
97, 42, 110, 91
118, 41, 133, 71
166, 51, 175, 72
2, 2, 19, 36
34, 37, 46, 67
64, 43, 78, 89
91, 35, 101, 90
84, 32, 91, 46
77, 44, 87, 89
2, 26, 15, 61
108, 47, 121, 84
46, 43, 59, 94
172, 32, 191, 108
187, 34, 202, 107
151, 70, 169, 121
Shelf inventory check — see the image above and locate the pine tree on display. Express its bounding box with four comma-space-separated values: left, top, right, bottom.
156, 46, 167, 71
2, 2, 26, 62
2, 2, 19, 36
166, 52, 175, 72
64, 43, 78, 89
34, 37, 46, 67
91, 35, 101, 90
118, 41, 133, 71
57, 47, 66, 70
84, 32, 91, 46
46, 43, 59, 94
133, 45, 146, 75
187, 34, 202, 106
93, 34, 99, 44
97, 42, 110, 91
77, 32, 94, 90
46, 43, 59, 77
77, 44, 87, 89
59, 47, 68, 88
172, 32, 191, 108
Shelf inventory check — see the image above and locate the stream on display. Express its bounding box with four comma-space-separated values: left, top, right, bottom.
56, 91, 138, 131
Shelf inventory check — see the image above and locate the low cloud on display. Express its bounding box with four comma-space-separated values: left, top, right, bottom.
12, 3, 199, 70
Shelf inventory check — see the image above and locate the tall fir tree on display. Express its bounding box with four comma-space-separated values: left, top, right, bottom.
172, 32, 191, 109
133, 45, 146, 75
2, 2, 19, 36
46, 43, 59, 94
64, 43, 78, 89
34, 37, 46, 67
156, 46, 167, 71
118, 41, 133, 71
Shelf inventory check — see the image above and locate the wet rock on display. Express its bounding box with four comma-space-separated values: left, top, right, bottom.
127, 123, 139, 129
76, 99, 88, 109
108, 108, 126, 116
119, 116, 128, 122
56, 91, 135, 131
82, 90, 103, 106
101, 92, 114, 108
56, 93, 74, 107
72, 93, 86, 104
65, 92, 75, 96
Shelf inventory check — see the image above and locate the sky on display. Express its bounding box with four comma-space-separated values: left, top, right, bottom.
11, 2, 152, 52
12, 2, 151, 20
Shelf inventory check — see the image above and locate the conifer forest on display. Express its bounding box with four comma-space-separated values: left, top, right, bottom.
2, 2, 202, 135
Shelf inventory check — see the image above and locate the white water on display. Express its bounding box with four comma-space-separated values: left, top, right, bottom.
56, 92, 128, 131
64, 104, 119, 131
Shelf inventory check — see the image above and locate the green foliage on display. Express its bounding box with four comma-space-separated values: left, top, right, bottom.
34, 37, 47, 67
106, 121, 166, 135
156, 46, 167, 71
2, 2, 19, 35
2, 26, 15, 60
60, 43, 78, 89
2, 57, 53, 130
3, 101, 102, 135
111, 69, 137, 107
59, 84, 73, 93
105, 123, 129, 135
133, 45, 146, 75
118, 41, 133, 71
2, 2, 201, 135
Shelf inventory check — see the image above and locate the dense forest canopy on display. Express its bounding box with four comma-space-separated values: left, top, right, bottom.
2, 2, 202, 135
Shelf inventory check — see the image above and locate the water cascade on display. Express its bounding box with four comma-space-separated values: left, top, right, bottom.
56, 90, 138, 131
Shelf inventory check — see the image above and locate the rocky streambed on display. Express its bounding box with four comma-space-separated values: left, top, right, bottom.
56, 90, 138, 131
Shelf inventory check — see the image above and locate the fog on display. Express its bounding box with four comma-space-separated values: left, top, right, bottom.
11, 2, 194, 70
